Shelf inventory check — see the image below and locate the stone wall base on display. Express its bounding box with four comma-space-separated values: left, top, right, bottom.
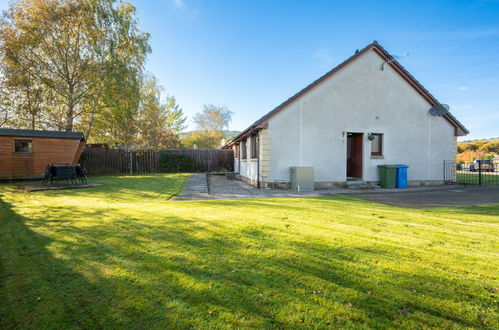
364, 180, 447, 187
406, 180, 445, 186
240, 175, 258, 187
266, 181, 290, 189
240, 177, 447, 190
314, 181, 346, 189
263, 180, 447, 190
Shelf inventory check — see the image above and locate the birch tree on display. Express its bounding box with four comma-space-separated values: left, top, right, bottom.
0, 0, 149, 138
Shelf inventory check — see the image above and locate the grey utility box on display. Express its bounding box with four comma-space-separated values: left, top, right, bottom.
290, 167, 315, 192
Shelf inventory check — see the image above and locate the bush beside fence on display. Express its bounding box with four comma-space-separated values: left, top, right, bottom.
79, 147, 233, 174
159, 149, 233, 172
159, 153, 195, 173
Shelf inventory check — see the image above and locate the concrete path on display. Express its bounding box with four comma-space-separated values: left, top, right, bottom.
207, 174, 269, 198
350, 185, 499, 208
172, 173, 210, 200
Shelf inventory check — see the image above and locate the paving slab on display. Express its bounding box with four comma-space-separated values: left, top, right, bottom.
172, 173, 211, 200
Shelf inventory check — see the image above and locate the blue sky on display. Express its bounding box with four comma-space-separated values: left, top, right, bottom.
1, 0, 498, 140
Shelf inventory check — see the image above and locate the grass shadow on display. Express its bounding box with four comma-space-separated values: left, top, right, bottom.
0, 195, 193, 329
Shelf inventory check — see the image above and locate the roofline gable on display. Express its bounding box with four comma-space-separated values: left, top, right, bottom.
224, 41, 468, 148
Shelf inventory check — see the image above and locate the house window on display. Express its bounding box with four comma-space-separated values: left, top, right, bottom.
250, 134, 258, 159
15, 139, 32, 153
234, 143, 240, 159
241, 140, 247, 159
371, 133, 383, 156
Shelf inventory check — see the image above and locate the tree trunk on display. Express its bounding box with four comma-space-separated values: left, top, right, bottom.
85, 87, 103, 141
65, 101, 74, 132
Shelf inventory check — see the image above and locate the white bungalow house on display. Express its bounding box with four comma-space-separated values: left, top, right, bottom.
224, 41, 468, 188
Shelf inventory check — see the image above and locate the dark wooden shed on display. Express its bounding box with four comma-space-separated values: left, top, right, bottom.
0, 128, 85, 180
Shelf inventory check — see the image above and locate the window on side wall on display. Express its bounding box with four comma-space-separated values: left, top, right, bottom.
251, 134, 258, 159
14, 139, 32, 153
235, 143, 240, 159
371, 133, 383, 156
241, 140, 247, 159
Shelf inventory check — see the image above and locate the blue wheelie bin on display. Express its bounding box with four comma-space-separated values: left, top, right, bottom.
394, 164, 409, 188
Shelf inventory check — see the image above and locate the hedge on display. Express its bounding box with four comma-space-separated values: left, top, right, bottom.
159, 153, 195, 173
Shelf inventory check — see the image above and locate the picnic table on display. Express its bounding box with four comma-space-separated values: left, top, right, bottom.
42, 164, 87, 185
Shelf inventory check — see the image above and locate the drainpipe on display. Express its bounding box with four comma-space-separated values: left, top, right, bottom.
428, 115, 431, 181
299, 98, 303, 166
257, 132, 260, 188
238, 144, 241, 173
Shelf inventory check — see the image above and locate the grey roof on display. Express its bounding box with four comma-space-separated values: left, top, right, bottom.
0, 128, 85, 140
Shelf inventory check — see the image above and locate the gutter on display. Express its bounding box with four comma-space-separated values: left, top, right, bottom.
223, 122, 268, 149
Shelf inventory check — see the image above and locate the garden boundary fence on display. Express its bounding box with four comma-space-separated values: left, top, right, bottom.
444, 160, 499, 185
79, 147, 233, 174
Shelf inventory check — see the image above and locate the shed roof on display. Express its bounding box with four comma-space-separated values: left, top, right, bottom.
0, 128, 85, 140
224, 41, 468, 148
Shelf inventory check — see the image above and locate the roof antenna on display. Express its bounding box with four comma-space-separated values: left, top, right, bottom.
380, 53, 410, 71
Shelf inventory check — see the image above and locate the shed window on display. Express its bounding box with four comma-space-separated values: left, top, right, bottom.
241, 140, 247, 159
15, 139, 32, 153
250, 135, 258, 159
371, 134, 383, 156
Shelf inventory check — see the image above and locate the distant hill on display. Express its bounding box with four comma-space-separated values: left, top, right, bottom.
457, 138, 499, 162
459, 137, 499, 143
224, 130, 241, 141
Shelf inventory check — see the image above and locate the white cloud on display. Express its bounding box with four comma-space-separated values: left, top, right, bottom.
165, 0, 199, 17
458, 29, 499, 39
312, 48, 334, 66
458, 86, 469, 91
168, 0, 185, 9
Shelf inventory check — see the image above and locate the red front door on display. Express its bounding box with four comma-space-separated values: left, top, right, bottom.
347, 133, 363, 178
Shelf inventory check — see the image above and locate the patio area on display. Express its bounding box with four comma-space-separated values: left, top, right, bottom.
173, 173, 499, 208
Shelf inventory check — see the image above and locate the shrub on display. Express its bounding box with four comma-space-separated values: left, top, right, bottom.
159, 153, 195, 173
457, 150, 487, 163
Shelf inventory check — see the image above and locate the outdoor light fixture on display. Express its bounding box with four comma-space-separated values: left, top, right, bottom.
368, 134, 375, 141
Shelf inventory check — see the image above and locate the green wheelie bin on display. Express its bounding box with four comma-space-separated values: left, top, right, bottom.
377, 165, 398, 188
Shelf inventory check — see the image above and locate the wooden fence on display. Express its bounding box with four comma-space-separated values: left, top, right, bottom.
79, 147, 233, 174
79, 148, 159, 174
159, 149, 234, 172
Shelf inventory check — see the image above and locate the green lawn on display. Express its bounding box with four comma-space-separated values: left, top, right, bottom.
1, 174, 498, 329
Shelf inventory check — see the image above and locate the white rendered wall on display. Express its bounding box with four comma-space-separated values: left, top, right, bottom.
267, 49, 456, 184
238, 137, 258, 182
